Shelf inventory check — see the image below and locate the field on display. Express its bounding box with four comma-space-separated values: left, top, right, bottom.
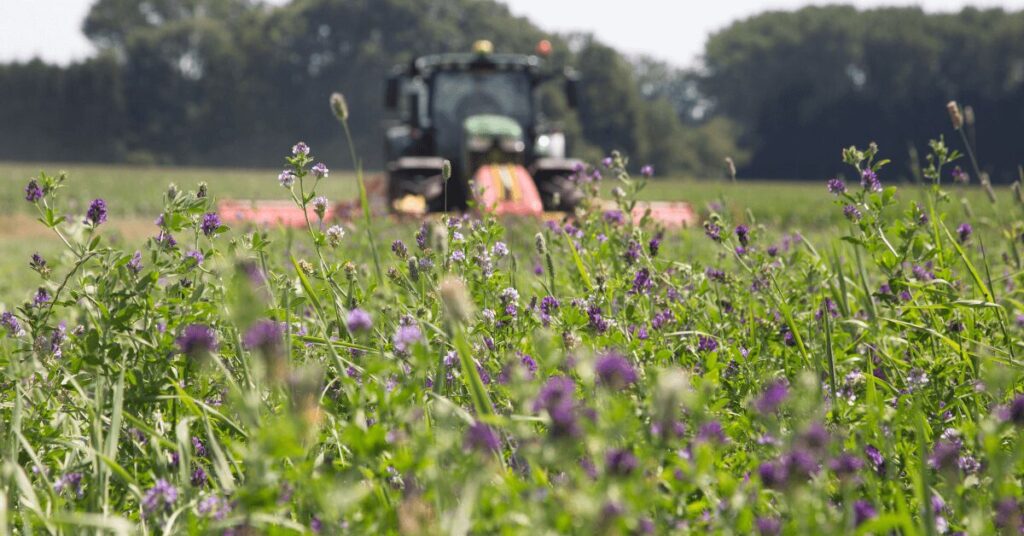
2, 140, 1024, 534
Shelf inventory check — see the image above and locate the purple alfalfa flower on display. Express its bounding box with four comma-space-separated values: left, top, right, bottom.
85, 198, 107, 226
244, 319, 284, 356
1004, 394, 1024, 426
142, 478, 178, 515
912, 264, 934, 282
464, 421, 501, 453
697, 335, 718, 353
705, 267, 725, 282
29, 253, 46, 274
192, 436, 207, 457
843, 204, 862, 222
415, 222, 429, 250
697, 420, 726, 443
648, 233, 662, 257
391, 239, 408, 259
860, 168, 882, 192
735, 224, 750, 247
201, 212, 221, 237
346, 308, 373, 333
2, 312, 23, 337
755, 516, 781, 536
651, 309, 675, 330
799, 422, 830, 451
278, 169, 296, 187
640, 164, 654, 178
928, 440, 961, 472
951, 166, 969, 184
766, 244, 779, 256
311, 162, 329, 179
758, 459, 789, 489
128, 251, 143, 274
854, 500, 877, 526
624, 240, 641, 264
826, 178, 846, 195
783, 447, 820, 481
197, 495, 228, 519
450, 250, 466, 263
595, 351, 638, 389
393, 324, 422, 354
185, 250, 204, 268
54, 472, 84, 498
703, 221, 722, 242
864, 444, 885, 474
25, 179, 44, 202
176, 324, 218, 359
311, 516, 323, 533
995, 498, 1022, 531
492, 241, 509, 258
815, 297, 840, 322
828, 451, 864, 478
631, 267, 653, 295
605, 448, 638, 476
754, 379, 789, 415
292, 141, 310, 156
603, 210, 625, 225
587, 304, 609, 333
33, 287, 51, 307
534, 376, 579, 437
956, 222, 972, 243
191, 466, 208, 487
602, 156, 613, 168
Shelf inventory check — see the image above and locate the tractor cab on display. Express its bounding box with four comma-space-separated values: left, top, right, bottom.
383, 40, 583, 214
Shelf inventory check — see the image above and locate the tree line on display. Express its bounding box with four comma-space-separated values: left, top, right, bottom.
0, 1, 1021, 181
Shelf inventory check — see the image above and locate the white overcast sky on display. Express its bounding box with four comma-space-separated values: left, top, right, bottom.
2, 0, 1023, 67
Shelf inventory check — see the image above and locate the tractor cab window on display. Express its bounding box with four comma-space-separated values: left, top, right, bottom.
430, 70, 532, 154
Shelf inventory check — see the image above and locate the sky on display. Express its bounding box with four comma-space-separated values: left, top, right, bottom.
2, 0, 1023, 67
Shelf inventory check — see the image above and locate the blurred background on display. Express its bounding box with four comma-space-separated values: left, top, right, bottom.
1, 0, 1023, 182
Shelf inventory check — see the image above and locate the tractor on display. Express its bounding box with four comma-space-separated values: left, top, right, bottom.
382, 40, 584, 215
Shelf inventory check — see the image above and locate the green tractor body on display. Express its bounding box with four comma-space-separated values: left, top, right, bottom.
383, 42, 583, 213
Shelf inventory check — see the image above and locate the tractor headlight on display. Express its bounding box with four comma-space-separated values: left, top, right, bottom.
467, 135, 492, 153
534, 132, 565, 158
499, 137, 525, 153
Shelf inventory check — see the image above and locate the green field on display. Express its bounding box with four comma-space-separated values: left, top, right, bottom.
0, 160, 1013, 304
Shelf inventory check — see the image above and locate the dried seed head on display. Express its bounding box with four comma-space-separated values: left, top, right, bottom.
724, 157, 737, 181
535, 232, 547, 255
964, 105, 975, 127
947, 101, 963, 130
439, 276, 474, 324
329, 92, 349, 122
981, 173, 997, 204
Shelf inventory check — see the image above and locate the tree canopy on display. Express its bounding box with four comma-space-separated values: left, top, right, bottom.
0, 2, 1020, 181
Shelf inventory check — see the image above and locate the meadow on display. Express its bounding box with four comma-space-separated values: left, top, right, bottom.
1, 124, 1023, 534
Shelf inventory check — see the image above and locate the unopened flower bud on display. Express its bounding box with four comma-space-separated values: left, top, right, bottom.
408, 257, 420, 282
329, 92, 349, 122
442, 159, 452, 181
947, 101, 963, 130
197, 182, 208, 199
167, 183, 179, 201
439, 276, 474, 324
964, 105, 975, 127
287, 365, 324, 434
